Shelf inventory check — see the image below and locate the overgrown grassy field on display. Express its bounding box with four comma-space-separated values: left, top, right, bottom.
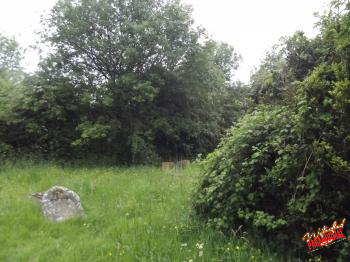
0, 162, 278, 261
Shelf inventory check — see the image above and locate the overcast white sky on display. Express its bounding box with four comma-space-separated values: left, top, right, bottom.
0, 0, 329, 83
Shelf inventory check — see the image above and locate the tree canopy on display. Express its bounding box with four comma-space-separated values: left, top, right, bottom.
0, 0, 244, 163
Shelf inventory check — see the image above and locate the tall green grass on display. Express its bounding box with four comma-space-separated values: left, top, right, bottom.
0, 162, 279, 261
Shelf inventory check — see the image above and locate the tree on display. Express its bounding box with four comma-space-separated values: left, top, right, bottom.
42, 0, 200, 85
17, 0, 242, 163
250, 44, 291, 104
0, 33, 22, 73
250, 32, 322, 105
0, 34, 25, 157
285, 31, 321, 81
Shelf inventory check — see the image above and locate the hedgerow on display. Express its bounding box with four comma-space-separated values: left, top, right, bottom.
193, 2, 350, 259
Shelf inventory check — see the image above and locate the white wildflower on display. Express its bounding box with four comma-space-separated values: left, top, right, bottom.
196, 243, 204, 249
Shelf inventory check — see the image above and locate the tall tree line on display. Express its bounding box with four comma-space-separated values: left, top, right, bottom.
0, 0, 248, 163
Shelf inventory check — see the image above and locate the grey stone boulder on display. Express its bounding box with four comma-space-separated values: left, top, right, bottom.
32, 186, 84, 222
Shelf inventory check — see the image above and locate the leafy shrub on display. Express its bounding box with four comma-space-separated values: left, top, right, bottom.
193, 16, 350, 258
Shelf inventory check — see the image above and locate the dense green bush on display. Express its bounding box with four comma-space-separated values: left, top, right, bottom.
193, 89, 350, 259
193, 1, 350, 259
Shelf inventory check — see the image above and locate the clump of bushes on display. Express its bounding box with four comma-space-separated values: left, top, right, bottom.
193, 2, 350, 259
193, 83, 350, 259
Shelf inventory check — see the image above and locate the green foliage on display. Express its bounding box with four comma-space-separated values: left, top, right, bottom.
0, 75, 23, 122
4, 0, 244, 163
250, 45, 291, 104
250, 31, 322, 105
129, 133, 160, 164
72, 121, 111, 146
43, 0, 200, 84
285, 31, 321, 81
0, 35, 26, 159
0, 33, 22, 74
193, 106, 300, 232
0, 76, 20, 157
193, 1, 350, 260
0, 142, 13, 158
